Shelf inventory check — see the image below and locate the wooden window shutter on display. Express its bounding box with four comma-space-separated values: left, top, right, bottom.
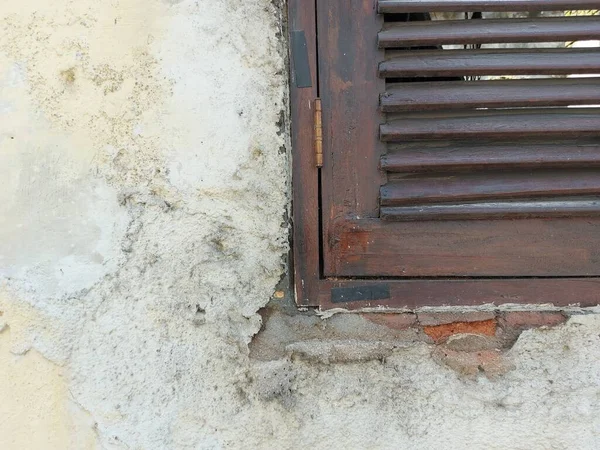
289, 0, 600, 309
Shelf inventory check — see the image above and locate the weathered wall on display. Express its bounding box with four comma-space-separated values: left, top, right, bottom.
2, 1, 600, 449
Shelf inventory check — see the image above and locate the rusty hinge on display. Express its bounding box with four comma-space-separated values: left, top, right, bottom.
314, 98, 323, 168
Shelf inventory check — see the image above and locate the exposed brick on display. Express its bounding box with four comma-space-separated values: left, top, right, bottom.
423, 319, 497, 343
417, 311, 496, 326
433, 347, 514, 378
500, 311, 566, 330
362, 313, 417, 330
445, 333, 499, 352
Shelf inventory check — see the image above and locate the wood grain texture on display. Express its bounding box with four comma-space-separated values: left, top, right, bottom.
381, 199, 600, 220
379, 16, 600, 47
380, 48, 600, 77
289, 0, 319, 306
317, 278, 600, 310
380, 109, 600, 141
382, 140, 600, 172
330, 218, 600, 276
287, 0, 600, 308
381, 78, 600, 111
378, 0, 600, 13
381, 170, 600, 205
317, 0, 386, 276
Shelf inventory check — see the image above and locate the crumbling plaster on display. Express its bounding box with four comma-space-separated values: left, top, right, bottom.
2, 1, 600, 449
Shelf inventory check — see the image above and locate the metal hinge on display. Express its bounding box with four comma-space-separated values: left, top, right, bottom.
314, 98, 323, 168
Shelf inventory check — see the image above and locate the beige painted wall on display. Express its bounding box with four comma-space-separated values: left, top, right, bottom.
0, 316, 97, 449
2, 1, 600, 449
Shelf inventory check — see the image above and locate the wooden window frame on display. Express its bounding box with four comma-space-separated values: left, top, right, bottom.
289, 0, 600, 310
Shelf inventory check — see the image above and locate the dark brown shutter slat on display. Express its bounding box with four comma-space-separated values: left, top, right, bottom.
382, 141, 600, 172
380, 48, 600, 77
381, 78, 600, 111
380, 109, 600, 141
378, 0, 600, 13
381, 199, 600, 221
380, 170, 600, 206
378, 16, 600, 48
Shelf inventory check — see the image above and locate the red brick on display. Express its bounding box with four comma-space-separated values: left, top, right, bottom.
362, 313, 417, 330
417, 311, 495, 326
423, 319, 497, 343
500, 311, 566, 330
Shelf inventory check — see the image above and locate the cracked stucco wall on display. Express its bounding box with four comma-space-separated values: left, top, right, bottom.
2, 1, 600, 449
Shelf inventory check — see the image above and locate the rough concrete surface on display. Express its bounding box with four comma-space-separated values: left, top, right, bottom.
2, 1, 600, 449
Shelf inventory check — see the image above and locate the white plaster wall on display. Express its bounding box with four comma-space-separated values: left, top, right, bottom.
2, 1, 600, 449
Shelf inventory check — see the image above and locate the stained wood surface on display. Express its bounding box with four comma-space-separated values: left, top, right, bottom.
330, 218, 600, 276
318, 0, 386, 275
287, 0, 600, 306
381, 170, 600, 205
378, 0, 600, 13
289, 0, 319, 306
380, 48, 600, 77
381, 78, 600, 111
318, 278, 600, 310
380, 109, 600, 141
381, 199, 600, 220
379, 16, 600, 47
381, 141, 600, 171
